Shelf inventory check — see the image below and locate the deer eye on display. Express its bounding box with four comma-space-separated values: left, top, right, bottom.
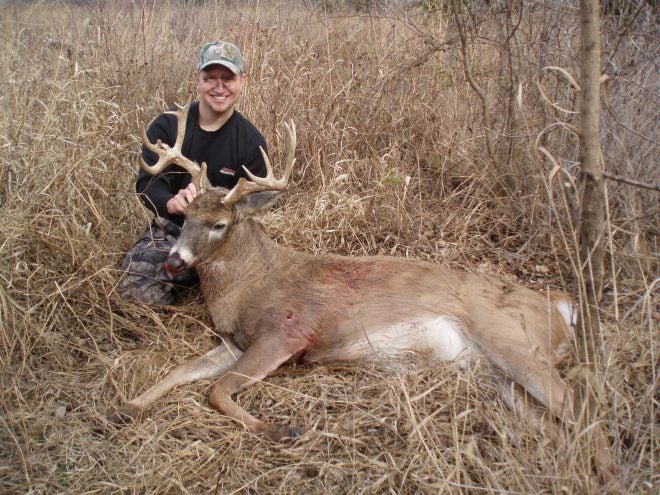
211, 222, 226, 232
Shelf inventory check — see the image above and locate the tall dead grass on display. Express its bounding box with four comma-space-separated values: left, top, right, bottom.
0, 1, 656, 493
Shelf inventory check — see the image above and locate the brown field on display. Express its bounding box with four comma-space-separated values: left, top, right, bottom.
0, 1, 657, 493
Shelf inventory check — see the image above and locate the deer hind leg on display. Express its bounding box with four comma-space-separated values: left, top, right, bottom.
494, 375, 560, 438
111, 338, 242, 423
208, 333, 307, 442
494, 370, 618, 489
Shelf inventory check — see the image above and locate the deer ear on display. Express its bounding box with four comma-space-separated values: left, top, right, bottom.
232, 190, 284, 217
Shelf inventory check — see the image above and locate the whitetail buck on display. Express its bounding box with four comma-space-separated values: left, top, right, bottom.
116, 102, 617, 487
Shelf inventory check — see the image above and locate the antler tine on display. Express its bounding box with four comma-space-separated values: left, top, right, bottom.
140, 97, 208, 194
166, 101, 189, 152
222, 121, 297, 207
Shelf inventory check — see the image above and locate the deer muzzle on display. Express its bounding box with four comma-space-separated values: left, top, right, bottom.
164, 251, 188, 276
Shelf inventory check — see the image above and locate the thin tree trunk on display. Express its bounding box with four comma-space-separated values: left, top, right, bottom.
577, 0, 604, 366
576, 0, 613, 488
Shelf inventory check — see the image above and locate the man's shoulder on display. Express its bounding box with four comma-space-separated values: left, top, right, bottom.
230, 111, 266, 144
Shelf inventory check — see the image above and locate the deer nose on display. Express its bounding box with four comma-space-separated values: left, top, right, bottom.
165, 252, 187, 275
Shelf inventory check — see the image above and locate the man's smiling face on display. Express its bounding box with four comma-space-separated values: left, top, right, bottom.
195, 65, 246, 118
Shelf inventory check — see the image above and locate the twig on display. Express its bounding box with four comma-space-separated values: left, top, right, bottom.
449, 0, 505, 188
602, 172, 660, 192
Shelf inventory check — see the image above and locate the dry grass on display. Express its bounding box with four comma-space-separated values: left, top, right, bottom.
0, 1, 657, 493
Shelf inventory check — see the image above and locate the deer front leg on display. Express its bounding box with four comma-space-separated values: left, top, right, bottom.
208, 331, 307, 442
111, 338, 242, 423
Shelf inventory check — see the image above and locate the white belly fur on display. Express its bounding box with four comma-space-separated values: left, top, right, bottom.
331, 316, 472, 365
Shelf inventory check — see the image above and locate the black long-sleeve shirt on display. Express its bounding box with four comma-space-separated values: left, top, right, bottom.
136, 101, 267, 226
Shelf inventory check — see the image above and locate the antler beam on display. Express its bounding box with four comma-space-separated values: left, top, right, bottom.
140, 99, 208, 194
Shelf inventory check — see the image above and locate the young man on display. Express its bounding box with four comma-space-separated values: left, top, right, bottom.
120, 41, 267, 305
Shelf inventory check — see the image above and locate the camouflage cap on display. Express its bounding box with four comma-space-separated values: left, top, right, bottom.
197, 41, 245, 74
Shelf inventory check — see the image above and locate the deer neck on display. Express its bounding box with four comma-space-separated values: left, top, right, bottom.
195, 218, 300, 334
196, 218, 291, 293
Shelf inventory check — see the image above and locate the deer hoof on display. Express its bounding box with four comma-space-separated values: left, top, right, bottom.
262, 423, 304, 442
286, 425, 304, 439
107, 404, 141, 425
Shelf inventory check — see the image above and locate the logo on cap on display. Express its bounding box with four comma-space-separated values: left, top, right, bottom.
212, 43, 236, 59
198, 41, 244, 74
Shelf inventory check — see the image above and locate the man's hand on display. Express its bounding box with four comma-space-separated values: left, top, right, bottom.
166, 183, 198, 215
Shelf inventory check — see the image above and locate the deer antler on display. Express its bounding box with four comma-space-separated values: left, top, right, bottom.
140, 99, 208, 194
222, 121, 297, 207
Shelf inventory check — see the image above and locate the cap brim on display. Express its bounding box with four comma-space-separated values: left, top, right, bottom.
198, 60, 241, 74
